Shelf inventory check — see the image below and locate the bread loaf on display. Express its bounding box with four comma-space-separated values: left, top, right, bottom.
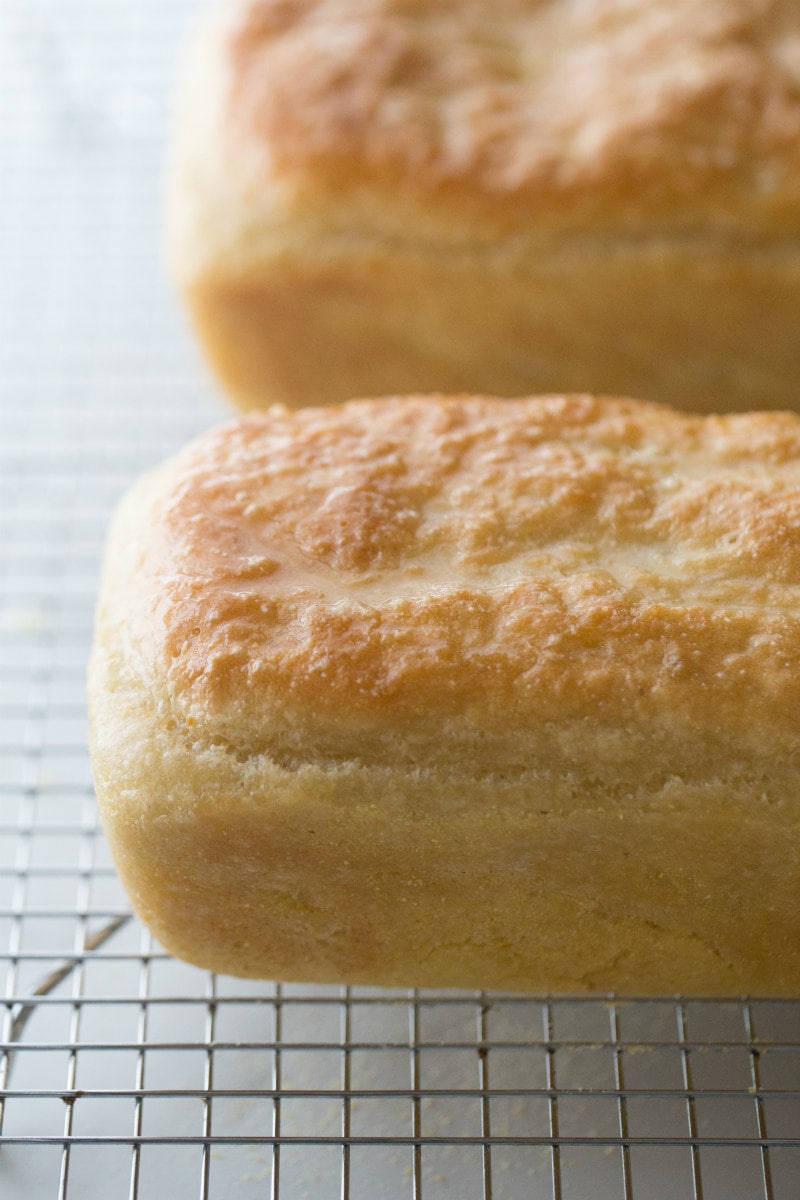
168, 0, 800, 412
89, 394, 800, 993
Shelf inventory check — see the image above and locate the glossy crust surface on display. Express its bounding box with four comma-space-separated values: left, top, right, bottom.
89, 395, 800, 992
168, 0, 800, 411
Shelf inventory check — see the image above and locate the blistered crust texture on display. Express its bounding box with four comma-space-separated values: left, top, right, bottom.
89, 394, 800, 991
108, 394, 800, 771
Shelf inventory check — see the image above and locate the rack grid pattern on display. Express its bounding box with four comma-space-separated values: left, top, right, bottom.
0, 2, 799, 1197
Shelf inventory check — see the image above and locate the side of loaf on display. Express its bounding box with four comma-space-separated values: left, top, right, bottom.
167, 0, 800, 412
88, 394, 800, 993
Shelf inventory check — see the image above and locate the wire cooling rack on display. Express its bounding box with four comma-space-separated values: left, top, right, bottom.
0, 2, 799, 1198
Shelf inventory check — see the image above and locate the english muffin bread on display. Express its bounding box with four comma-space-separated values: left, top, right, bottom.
89, 394, 800, 993
168, 0, 800, 412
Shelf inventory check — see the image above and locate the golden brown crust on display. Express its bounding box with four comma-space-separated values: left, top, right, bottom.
106, 394, 800, 775
89, 392, 800, 992
167, 0, 800, 414
224, 0, 800, 234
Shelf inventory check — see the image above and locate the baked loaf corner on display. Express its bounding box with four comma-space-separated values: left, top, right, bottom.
89, 393, 800, 993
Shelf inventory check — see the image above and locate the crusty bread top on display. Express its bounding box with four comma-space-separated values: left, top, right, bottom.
98, 395, 800, 776
177, 0, 800, 253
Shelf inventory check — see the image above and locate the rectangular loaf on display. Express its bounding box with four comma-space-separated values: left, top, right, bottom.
88, 394, 800, 994
167, 0, 800, 413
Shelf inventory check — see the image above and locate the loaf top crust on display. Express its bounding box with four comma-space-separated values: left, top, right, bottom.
175, 0, 800, 258
99, 395, 800, 774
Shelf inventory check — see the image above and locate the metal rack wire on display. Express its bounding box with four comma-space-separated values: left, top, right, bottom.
0, 2, 798, 1197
